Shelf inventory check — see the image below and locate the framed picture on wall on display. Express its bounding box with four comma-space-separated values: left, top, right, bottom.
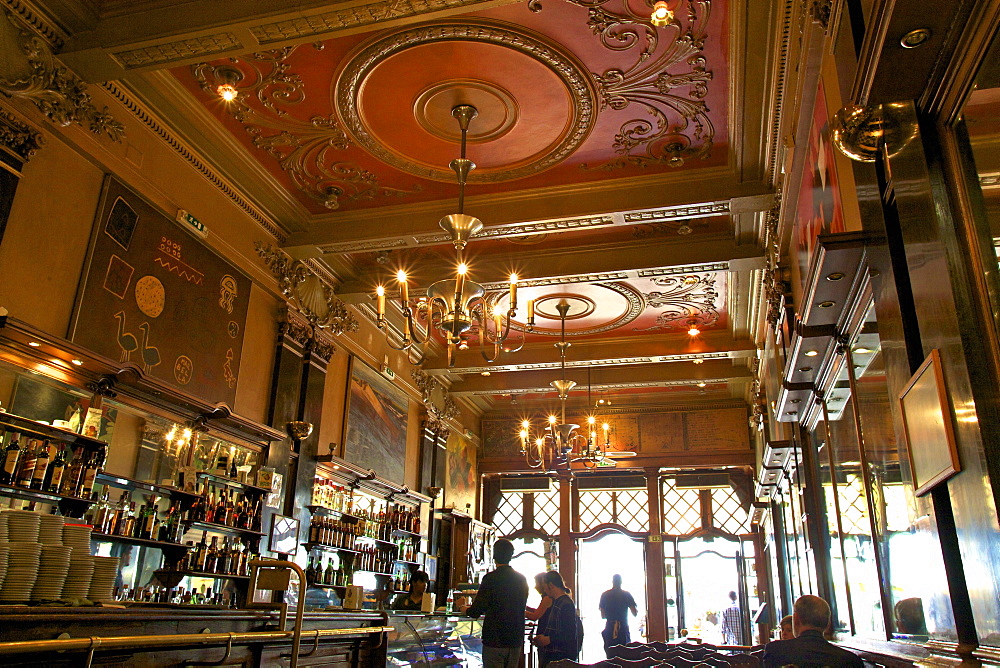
342, 356, 409, 484
899, 349, 961, 496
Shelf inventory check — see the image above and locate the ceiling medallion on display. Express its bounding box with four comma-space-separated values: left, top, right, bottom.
634, 273, 720, 332
504, 282, 644, 336
534, 0, 717, 170
335, 20, 597, 183
192, 47, 421, 210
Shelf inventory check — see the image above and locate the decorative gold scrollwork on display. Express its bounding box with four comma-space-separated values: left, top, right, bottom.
633, 272, 720, 332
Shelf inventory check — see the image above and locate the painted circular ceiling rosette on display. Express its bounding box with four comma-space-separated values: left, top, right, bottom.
493, 282, 646, 337
334, 19, 598, 183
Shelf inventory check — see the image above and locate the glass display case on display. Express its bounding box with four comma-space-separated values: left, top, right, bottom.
387, 613, 483, 668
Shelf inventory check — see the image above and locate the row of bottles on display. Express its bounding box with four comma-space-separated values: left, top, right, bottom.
187, 482, 262, 532
308, 515, 363, 549
1, 429, 106, 498
88, 491, 186, 543
168, 531, 251, 576
309, 477, 421, 536
355, 543, 394, 574
115, 584, 237, 607
310, 478, 353, 513
306, 555, 352, 588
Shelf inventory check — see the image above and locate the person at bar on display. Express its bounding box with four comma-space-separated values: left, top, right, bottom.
464, 539, 529, 668
391, 570, 429, 611
763, 596, 863, 668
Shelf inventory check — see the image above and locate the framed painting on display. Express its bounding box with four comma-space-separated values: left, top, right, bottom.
343, 356, 409, 484
447, 432, 477, 514
899, 350, 961, 496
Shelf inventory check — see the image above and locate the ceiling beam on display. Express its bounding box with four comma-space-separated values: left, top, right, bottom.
335, 235, 765, 299
425, 330, 757, 374
283, 184, 773, 254
447, 358, 752, 396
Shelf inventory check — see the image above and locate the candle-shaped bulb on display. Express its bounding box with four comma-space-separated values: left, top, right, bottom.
527, 299, 535, 324
396, 270, 409, 306
521, 420, 531, 430
535, 438, 545, 448
587, 415, 596, 425
509, 273, 518, 309
519, 429, 528, 440
548, 415, 557, 425
602, 422, 610, 431
376, 285, 386, 318
455, 263, 468, 305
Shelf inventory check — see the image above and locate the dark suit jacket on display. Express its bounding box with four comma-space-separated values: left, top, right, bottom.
763, 629, 864, 668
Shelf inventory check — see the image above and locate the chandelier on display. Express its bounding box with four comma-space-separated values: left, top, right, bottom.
517, 299, 618, 470
375, 105, 522, 367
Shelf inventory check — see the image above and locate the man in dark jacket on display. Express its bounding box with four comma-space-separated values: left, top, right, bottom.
466, 539, 529, 668
763, 595, 863, 668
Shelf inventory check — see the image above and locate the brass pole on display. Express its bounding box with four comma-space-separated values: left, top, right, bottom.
821, 396, 857, 635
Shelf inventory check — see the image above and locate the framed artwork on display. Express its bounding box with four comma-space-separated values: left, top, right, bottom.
70, 176, 251, 406
270, 514, 299, 556
343, 356, 409, 484
899, 350, 961, 496
447, 432, 477, 514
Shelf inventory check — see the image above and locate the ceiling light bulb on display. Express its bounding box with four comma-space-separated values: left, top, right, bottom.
687, 325, 701, 337
71, 359, 83, 366
854, 347, 873, 354
602, 423, 610, 431
697, 382, 707, 388
396, 270, 407, 283
509, 273, 518, 284
522, 420, 531, 429
519, 429, 528, 439
481, 370, 491, 376
457, 263, 468, 275
650, 0, 673, 26
535, 438, 545, 447
804, 350, 819, 357
492, 303, 504, 317
548, 415, 557, 425
28, 341, 40, 347
693, 358, 704, 364
587, 416, 596, 425
376, 285, 385, 296
217, 83, 238, 101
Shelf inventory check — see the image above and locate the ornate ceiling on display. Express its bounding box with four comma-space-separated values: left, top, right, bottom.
39, 0, 786, 418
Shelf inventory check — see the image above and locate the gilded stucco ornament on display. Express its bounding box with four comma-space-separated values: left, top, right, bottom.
0, 12, 123, 141
0, 107, 42, 162
412, 368, 460, 433
192, 50, 420, 210
535, 0, 715, 170
634, 273, 720, 332
256, 242, 359, 335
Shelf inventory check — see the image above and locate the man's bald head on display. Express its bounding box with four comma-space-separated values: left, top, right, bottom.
793, 595, 831, 635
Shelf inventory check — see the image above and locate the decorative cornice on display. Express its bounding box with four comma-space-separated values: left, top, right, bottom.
0, 11, 123, 141
410, 215, 615, 246
0, 0, 64, 49
257, 242, 359, 335
451, 351, 734, 375
0, 105, 42, 163
100, 81, 286, 242
112, 33, 242, 69
311, 326, 337, 363
278, 306, 313, 347
468, 376, 736, 396
412, 367, 460, 433
335, 20, 597, 183
803, 0, 833, 32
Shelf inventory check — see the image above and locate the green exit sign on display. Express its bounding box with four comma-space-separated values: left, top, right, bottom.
175, 209, 208, 239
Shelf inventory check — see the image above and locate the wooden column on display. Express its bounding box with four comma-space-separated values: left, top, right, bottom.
558, 472, 575, 590
644, 468, 667, 642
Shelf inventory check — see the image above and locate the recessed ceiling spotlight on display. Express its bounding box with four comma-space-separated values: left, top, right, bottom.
481, 371, 491, 376
650, 0, 674, 27
692, 358, 704, 365
900, 28, 932, 48
817, 301, 836, 308
71, 359, 83, 366
697, 382, 706, 388
786, 411, 798, 416
790, 399, 801, 404
798, 366, 812, 372
826, 272, 845, 281
804, 350, 819, 357
853, 347, 873, 354
28, 341, 40, 347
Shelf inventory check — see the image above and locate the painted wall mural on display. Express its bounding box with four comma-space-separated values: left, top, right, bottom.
71, 176, 251, 406
342, 357, 409, 484
446, 431, 478, 514
481, 406, 749, 459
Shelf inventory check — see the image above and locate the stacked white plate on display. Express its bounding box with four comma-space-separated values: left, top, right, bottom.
88, 555, 120, 601
0, 545, 8, 591
31, 545, 72, 601
38, 514, 64, 545
62, 523, 92, 554
62, 554, 94, 601
3, 510, 40, 543
0, 542, 40, 602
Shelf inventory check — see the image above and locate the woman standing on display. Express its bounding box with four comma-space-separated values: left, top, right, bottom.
532, 571, 579, 667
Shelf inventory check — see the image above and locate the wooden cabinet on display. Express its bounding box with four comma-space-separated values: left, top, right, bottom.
435, 509, 495, 604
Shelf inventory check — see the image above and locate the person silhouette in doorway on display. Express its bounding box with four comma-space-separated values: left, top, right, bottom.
599, 574, 638, 656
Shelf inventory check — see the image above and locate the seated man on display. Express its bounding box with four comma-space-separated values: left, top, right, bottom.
763, 596, 862, 668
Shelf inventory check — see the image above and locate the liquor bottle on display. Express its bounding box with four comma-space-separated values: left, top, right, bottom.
229, 459, 238, 480
60, 447, 86, 496
250, 499, 262, 532
15, 439, 38, 488
305, 555, 316, 585
195, 531, 209, 571
30, 440, 50, 490
1, 431, 22, 485
92, 489, 113, 534
218, 538, 232, 575
217, 490, 230, 526
324, 558, 335, 586
44, 445, 67, 493
205, 536, 218, 573
80, 446, 106, 499
136, 499, 153, 539
119, 499, 137, 537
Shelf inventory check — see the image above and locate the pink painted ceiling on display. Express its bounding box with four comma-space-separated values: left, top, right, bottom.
170, 0, 729, 214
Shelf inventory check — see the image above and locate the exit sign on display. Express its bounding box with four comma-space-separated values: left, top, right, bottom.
175, 209, 209, 239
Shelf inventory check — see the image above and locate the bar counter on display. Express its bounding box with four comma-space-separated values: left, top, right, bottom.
0, 606, 390, 667
387, 611, 484, 667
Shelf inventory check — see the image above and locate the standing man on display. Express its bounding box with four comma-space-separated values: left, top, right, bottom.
599, 574, 638, 656
721, 590, 745, 646
763, 595, 863, 668
465, 539, 529, 668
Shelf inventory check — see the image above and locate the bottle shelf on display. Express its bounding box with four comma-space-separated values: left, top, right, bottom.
0, 481, 96, 509
0, 411, 106, 450
185, 520, 264, 538
307, 582, 347, 590
195, 471, 269, 495
394, 559, 420, 566
305, 505, 360, 522
92, 531, 189, 552
96, 472, 199, 501
392, 528, 421, 539
357, 569, 394, 577
355, 534, 395, 547
155, 569, 250, 582
304, 542, 361, 554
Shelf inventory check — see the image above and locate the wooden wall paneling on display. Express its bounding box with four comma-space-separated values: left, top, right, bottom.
644, 468, 667, 642
558, 472, 575, 595
880, 102, 998, 646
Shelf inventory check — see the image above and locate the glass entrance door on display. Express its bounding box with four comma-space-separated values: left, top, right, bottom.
675, 535, 748, 644
577, 532, 647, 662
